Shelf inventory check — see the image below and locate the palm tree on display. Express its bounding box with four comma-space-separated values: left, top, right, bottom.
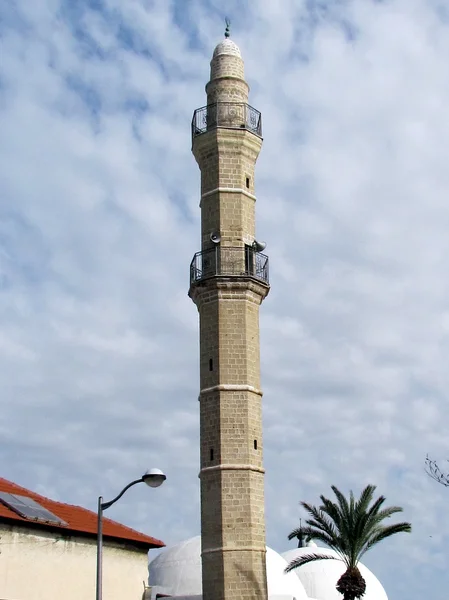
284, 484, 411, 600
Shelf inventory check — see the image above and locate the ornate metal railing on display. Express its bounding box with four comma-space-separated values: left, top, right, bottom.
190, 246, 269, 285
192, 103, 262, 140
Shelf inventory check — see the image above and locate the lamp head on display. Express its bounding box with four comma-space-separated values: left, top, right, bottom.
142, 468, 166, 488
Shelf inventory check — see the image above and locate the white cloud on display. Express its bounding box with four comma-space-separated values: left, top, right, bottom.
1, 1, 449, 599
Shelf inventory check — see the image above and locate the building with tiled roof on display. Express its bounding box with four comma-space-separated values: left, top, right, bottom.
0, 477, 165, 600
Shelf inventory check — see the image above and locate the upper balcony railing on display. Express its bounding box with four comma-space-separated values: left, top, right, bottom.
192, 102, 262, 141
190, 246, 269, 286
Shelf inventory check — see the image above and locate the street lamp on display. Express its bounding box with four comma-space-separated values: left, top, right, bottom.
96, 468, 166, 600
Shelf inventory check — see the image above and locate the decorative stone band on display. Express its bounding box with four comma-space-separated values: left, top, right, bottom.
199, 383, 263, 398
199, 463, 265, 478
202, 546, 267, 555
200, 186, 257, 205
189, 276, 270, 306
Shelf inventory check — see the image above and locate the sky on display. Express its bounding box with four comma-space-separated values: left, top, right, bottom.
1, 0, 448, 598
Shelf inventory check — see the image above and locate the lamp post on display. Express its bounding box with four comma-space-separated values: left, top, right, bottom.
96, 468, 166, 600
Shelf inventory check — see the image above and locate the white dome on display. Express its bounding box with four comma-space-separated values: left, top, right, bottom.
266, 547, 308, 599
282, 545, 388, 600
149, 536, 202, 596
212, 38, 241, 58
149, 536, 308, 600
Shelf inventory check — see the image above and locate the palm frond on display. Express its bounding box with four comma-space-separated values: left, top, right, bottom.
352, 491, 385, 557
320, 496, 345, 533
297, 526, 337, 550
284, 553, 340, 573
372, 505, 404, 520
287, 527, 304, 542
304, 519, 340, 547
330, 485, 351, 523
301, 503, 339, 540
363, 522, 412, 554
357, 495, 385, 534
330, 486, 355, 562
355, 485, 376, 513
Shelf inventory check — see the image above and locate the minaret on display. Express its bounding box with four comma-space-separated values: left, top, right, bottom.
189, 24, 270, 600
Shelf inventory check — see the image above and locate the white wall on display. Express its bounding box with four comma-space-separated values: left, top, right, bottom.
0, 523, 151, 600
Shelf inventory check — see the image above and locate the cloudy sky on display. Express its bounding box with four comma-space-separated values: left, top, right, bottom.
1, 0, 449, 598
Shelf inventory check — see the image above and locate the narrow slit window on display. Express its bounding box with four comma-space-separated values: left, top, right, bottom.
254, 439, 258, 450
210, 448, 214, 461
246, 176, 250, 189
209, 358, 213, 371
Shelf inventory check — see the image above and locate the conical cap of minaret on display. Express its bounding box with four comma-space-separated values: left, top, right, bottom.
206, 36, 249, 104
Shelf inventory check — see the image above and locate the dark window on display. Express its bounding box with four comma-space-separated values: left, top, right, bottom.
246, 176, 250, 188
254, 440, 258, 450
210, 448, 214, 461
209, 358, 213, 371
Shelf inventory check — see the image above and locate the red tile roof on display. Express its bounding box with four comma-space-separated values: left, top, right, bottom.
0, 477, 165, 549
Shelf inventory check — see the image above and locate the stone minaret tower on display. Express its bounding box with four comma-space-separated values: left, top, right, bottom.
189, 26, 270, 600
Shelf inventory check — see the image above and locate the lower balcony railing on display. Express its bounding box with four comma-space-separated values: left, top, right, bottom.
190, 246, 269, 286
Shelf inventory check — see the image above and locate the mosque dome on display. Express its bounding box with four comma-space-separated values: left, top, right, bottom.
282, 543, 388, 600
149, 535, 308, 600
265, 546, 309, 599
212, 37, 241, 58
149, 536, 201, 596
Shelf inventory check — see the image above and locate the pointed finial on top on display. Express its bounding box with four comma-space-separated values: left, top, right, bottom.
224, 17, 231, 38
